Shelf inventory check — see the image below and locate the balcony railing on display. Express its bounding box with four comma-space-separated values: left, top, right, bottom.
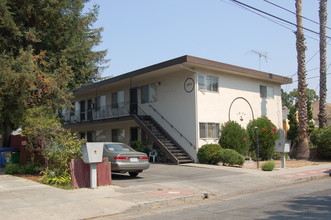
60, 102, 131, 124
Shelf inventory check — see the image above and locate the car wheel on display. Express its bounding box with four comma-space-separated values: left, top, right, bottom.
129, 172, 139, 177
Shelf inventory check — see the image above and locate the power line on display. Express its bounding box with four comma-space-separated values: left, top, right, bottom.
229, 0, 331, 39
262, 0, 331, 31
292, 72, 331, 83
221, 0, 330, 44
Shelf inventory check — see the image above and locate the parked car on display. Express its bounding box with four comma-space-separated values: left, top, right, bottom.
102, 142, 150, 177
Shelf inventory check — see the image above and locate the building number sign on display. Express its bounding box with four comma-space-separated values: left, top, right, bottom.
184, 78, 194, 93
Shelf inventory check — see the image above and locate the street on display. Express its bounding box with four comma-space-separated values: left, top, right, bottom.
109, 178, 331, 220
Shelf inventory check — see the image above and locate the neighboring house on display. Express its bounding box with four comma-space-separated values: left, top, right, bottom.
311, 100, 331, 127
61, 55, 292, 164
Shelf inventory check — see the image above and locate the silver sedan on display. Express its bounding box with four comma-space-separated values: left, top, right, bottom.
103, 142, 150, 177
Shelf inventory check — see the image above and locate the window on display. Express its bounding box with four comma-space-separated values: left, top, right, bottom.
112, 90, 125, 108
199, 123, 219, 139
112, 128, 125, 142
95, 95, 106, 110
86, 131, 94, 142
198, 74, 218, 92
141, 84, 157, 104
260, 85, 274, 99
95, 130, 107, 142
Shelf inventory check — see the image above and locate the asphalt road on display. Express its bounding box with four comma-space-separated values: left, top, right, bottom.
111, 163, 244, 186
112, 178, 331, 220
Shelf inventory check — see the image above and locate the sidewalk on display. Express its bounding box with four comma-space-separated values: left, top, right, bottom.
0, 163, 330, 220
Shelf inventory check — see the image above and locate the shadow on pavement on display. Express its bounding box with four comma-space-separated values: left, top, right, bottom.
262, 193, 331, 219
111, 173, 143, 180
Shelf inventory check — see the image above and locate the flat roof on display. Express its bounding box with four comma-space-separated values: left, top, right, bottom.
74, 55, 292, 93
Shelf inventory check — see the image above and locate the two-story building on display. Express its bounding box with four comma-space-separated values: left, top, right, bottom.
62, 55, 292, 164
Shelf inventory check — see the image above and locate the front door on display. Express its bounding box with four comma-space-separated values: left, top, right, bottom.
130, 88, 138, 115
130, 127, 138, 142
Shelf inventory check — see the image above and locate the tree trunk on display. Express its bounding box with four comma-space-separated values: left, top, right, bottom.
293, 0, 310, 159
318, 0, 328, 129
1, 119, 13, 148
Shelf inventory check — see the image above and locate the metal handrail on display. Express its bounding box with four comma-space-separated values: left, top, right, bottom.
148, 105, 195, 149
60, 102, 130, 124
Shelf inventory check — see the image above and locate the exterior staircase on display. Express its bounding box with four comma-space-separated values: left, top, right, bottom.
133, 115, 194, 164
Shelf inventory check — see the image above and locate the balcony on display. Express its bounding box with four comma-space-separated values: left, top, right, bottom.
60, 102, 132, 124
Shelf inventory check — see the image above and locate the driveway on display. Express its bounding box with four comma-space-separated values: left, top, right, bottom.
111, 163, 245, 187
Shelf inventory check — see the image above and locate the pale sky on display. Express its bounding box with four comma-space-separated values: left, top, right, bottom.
85, 0, 331, 102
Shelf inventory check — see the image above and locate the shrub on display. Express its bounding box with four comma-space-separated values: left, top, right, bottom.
247, 116, 280, 160
219, 121, 250, 156
310, 128, 322, 148
43, 130, 84, 175
4, 163, 23, 174
287, 106, 298, 147
315, 126, 331, 159
261, 161, 276, 171
132, 141, 149, 154
213, 149, 245, 167
197, 144, 222, 164
22, 162, 42, 175
42, 171, 72, 186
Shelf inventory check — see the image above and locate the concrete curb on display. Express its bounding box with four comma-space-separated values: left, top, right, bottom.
130, 193, 207, 211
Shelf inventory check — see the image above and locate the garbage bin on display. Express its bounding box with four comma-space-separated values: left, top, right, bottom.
0, 148, 20, 167
11, 151, 20, 164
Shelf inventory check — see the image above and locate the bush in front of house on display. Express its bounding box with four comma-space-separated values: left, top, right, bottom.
247, 116, 280, 160
43, 129, 84, 186
4, 163, 23, 174
219, 121, 250, 156
23, 162, 43, 174
197, 144, 222, 164
261, 161, 276, 171
212, 149, 245, 167
4, 162, 42, 175
314, 126, 331, 159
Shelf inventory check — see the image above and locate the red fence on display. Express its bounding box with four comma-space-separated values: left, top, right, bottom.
70, 158, 112, 188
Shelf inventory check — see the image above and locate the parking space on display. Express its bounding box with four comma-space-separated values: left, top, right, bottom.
111, 163, 244, 187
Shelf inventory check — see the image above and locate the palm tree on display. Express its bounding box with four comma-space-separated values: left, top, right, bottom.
291, 0, 310, 159
318, 0, 327, 129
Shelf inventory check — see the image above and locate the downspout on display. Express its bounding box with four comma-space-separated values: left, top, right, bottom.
180, 65, 200, 159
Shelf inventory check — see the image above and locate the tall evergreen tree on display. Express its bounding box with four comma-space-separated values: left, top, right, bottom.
0, 0, 107, 147
318, 0, 328, 129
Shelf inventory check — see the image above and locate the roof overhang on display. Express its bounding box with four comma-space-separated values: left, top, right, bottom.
74, 55, 292, 95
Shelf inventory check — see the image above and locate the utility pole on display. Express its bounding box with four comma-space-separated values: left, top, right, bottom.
292, 0, 310, 159
318, 0, 328, 129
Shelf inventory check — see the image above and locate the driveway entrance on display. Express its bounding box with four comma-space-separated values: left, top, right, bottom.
111, 163, 244, 187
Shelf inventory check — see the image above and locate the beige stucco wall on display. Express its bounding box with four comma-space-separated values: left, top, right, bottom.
136, 70, 198, 160
196, 68, 282, 148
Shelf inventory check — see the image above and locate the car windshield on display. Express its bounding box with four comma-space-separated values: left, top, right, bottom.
104, 143, 134, 152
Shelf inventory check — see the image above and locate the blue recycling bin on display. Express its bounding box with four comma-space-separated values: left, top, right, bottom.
0, 148, 20, 167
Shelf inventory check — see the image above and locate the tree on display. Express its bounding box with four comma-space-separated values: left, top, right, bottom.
281, 88, 318, 109
319, 0, 328, 129
0, 0, 107, 147
0, 50, 70, 147
281, 89, 294, 109
292, 0, 310, 159
287, 106, 298, 147
21, 106, 62, 163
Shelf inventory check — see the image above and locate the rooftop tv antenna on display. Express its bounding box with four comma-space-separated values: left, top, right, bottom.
250, 50, 270, 70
